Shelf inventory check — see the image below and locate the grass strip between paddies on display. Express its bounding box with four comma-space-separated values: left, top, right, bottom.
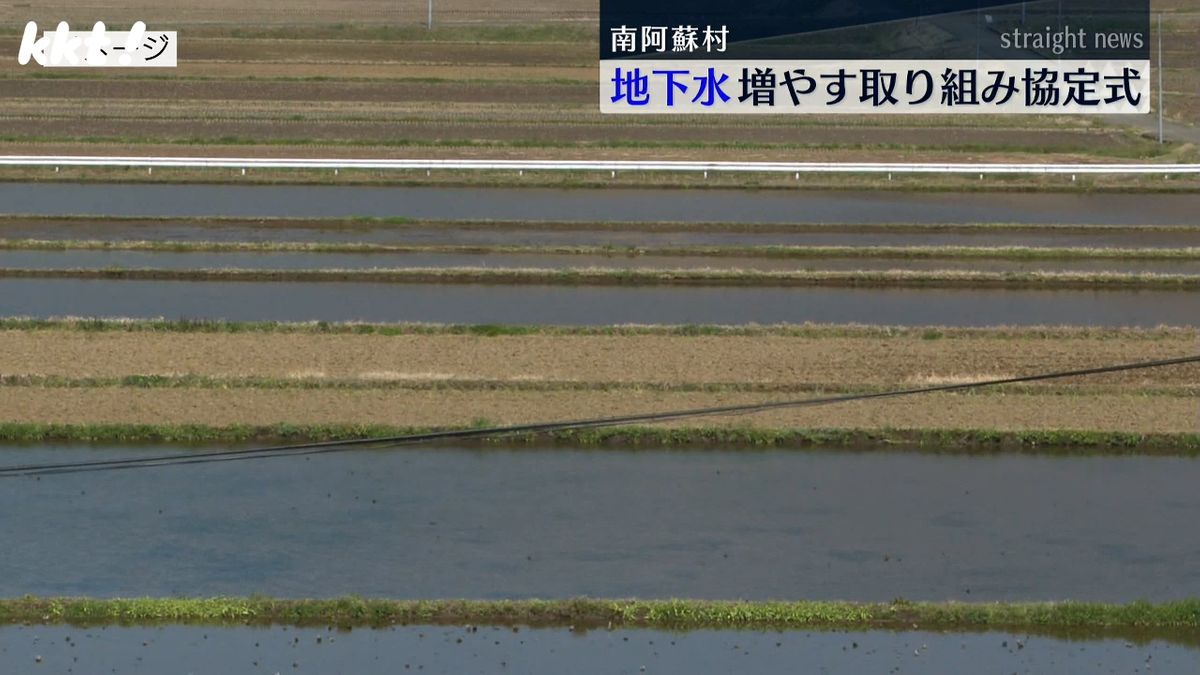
0, 423, 1197, 454
1, 354, 1197, 476
1, 374, 1189, 397
3, 267, 1200, 289
3, 239, 1200, 260
1, 318, 1193, 340
2, 598, 1199, 635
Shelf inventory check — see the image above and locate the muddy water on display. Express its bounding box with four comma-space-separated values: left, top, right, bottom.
5, 220, 1200, 249
2, 183, 1197, 225
1, 445, 1198, 600
0, 278, 1194, 326
2, 249, 1198, 275
0, 625, 1195, 675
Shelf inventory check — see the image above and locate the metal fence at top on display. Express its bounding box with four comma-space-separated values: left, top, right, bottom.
2, 156, 1197, 176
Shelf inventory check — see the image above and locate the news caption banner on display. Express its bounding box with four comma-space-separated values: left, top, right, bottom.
601, 0, 1149, 114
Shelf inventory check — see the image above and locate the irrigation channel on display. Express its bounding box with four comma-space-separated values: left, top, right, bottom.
0, 278, 1195, 325
2, 183, 1198, 225
3, 250, 1199, 275
3, 445, 1199, 601
0, 624, 1195, 674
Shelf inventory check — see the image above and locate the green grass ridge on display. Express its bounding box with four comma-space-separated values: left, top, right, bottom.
0, 318, 1193, 340
0, 373, 1188, 397
1, 266, 1199, 290
0, 214, 1195, 233
3, 238, 1200, 261
1, 597, 1198, 635
0, 423, 1195, 454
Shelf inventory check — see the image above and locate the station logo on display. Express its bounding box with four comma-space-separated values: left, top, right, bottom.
18, 21, 176, 68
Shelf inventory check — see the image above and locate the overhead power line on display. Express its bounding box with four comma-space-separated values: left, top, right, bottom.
1, 354, 1196, 478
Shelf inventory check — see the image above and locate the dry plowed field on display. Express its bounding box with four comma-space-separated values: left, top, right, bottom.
5, 387, 1195, 433
0, 7, 1194, 167
2, 326, 1195, 435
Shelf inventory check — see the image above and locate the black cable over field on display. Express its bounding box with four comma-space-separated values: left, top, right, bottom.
1, 354, 1197, 478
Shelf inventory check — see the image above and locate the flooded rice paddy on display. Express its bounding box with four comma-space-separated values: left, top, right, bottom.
2, 183, 1198, 225
0, 278, 1194, 326
1, 445, 1197, 601
0, 624, 1195, 675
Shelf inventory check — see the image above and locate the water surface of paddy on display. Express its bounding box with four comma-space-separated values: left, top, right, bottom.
1, 446, 1197, 600
0, 625, 1194, 674
0, 279, 1194, 326
2, 183, 1197, 225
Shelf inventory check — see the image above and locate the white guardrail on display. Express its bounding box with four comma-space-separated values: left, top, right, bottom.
0, 156, 1197, 174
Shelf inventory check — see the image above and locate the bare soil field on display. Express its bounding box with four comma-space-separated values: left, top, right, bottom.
0, 78, 596, 104
0, 117, 1159, 154
0, 98, 1111, 131
177, 40, 596, 67
0, 327, 1194, 435
2, 387, 1193, 433
1164, 72, 1200, 123
2, 329, 1196, 387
